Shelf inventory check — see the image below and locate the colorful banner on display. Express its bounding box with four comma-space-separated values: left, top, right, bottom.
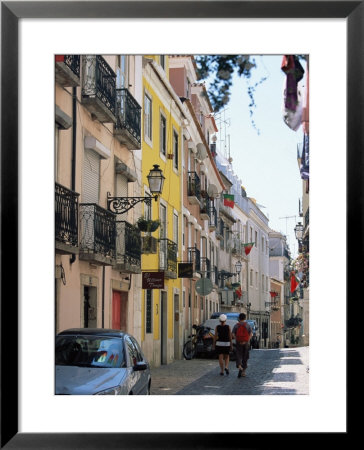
290, 271, 300, 293
223, 194, 234, 208
242, 242, 254, 255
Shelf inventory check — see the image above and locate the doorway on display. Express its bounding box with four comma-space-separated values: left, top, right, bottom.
112, 290, 128, 331
83, 285, 97, 328
161, 291, 168, 365
174, 294, 180, 359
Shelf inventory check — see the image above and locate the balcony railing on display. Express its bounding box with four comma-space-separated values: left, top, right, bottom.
159, 238, 177, 278
231, 237, 243, 256
200, 257, 211, 279
114, 88, 142, 150
216, 218, 224, 240
187, 171, 201, 205
55, 183, 79, 254
55, 55, 80, 87
199, 197, 210, 220
188, 246, 201, 273
81, 55, 116, 123
79, 203, 116, 265
114, 221, 141, 273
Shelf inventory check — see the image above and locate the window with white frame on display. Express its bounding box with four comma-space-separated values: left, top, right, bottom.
173, 212, 178, 246
160, 55, 166, 70
144, 92, 152, 142
117, 55, 128, 89
160, 113, 167, 156
173, 130, 179, 169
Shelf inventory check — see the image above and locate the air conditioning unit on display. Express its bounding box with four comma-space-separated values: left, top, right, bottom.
141, 236, 158, 254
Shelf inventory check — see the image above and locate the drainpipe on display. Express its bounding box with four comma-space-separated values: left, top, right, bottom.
102, 266, 105, 327
70, 86, 77, 265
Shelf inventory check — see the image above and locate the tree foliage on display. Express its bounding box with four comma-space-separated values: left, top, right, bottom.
194, 54, 307, 133
194, 55, 258, 112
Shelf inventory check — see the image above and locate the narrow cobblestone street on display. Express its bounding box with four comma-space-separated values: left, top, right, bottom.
150, 347, 309, 395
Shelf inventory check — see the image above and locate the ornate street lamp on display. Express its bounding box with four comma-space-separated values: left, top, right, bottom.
107, 164, 165, 214
294, 222, 304, 241
235, 260, 242, 274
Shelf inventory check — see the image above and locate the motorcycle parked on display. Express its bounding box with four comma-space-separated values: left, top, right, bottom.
183, 324, 215, 360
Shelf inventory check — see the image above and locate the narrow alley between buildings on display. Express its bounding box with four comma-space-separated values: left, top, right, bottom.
150, 346, 308, 395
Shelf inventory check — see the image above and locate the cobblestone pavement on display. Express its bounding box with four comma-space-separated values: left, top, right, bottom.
150, 347, 309, 395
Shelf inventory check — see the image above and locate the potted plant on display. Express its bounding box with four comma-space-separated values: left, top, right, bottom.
136, 217, 160, 233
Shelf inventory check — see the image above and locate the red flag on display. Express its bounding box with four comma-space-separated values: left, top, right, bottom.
235, 287, 242, 299
223, 194, 234, 208
243, 243, 254, 255
290, 272, 299, 293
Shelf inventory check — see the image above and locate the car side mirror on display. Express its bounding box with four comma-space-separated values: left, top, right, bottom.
133, 362, 147, 371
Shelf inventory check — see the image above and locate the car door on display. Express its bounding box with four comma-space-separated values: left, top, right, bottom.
130, 337, 149, 394
124, 336, 148, 394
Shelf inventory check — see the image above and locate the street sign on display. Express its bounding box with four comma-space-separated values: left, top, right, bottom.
142, 271, 164, 289
178, 263, 193, 278
195, 277, 213, 296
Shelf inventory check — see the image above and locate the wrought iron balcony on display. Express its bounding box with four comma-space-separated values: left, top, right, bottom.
200, 197, 210, 220
188, 246, 201, 273
231, 237, 243, 256
141, 235, 158, 254
159, 238, 177, 278
113, 221, 141, 273
114, 88, 142, 150
55, 183, 79, 254
187, 171, 201, 205
215, 218, 225, 240
55, 55, 80, 87
79, 203, 116, 265
200, 257, 211, 279
81, 55, 116, 123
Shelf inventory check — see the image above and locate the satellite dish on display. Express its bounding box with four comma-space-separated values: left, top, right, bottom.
196, 143, 207, 161
207, 184, 219, 198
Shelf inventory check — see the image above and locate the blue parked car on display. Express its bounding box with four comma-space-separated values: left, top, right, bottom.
55, 328, 151, 395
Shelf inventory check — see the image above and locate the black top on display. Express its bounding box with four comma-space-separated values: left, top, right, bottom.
216, 324, 230, 342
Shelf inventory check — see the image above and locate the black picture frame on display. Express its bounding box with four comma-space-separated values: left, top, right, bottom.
1, 1, 356, 448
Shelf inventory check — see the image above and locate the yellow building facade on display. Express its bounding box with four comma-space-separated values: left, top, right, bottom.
140, 56, 186, 366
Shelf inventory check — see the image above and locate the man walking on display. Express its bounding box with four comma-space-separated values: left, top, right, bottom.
232, 313, 253, 378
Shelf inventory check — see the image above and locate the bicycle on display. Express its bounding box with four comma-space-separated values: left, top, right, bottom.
183, 324, 214, 360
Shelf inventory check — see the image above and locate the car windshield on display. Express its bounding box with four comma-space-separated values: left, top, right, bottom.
210, 312, 239, 320
55, 335, 126, 368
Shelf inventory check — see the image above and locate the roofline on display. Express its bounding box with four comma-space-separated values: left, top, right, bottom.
185, 99, 226, 191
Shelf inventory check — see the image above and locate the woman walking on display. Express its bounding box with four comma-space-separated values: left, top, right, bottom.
212, 314, 233, 376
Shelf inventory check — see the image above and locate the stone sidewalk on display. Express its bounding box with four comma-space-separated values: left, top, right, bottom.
150, 347, 309, 395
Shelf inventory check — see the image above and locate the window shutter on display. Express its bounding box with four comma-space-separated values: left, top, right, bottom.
82, 148, 100, 204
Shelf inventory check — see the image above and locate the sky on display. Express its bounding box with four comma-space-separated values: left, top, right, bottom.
210, 55, 306, 257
